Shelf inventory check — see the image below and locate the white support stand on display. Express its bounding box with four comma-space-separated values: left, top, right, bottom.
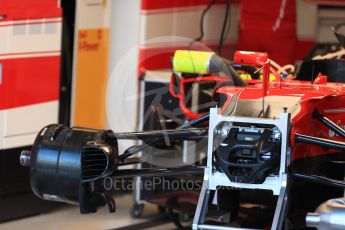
193, 108, 291, 230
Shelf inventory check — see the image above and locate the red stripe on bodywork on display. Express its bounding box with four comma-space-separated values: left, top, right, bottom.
0, 56, 60, 110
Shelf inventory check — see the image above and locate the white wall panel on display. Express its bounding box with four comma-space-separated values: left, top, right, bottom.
108, 0, 141, 154
4, 101, 58, 137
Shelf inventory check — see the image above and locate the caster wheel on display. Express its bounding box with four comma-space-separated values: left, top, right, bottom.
130, 203, 144, 218
158, 205, 166, 214
168, 209, 191, 229
179, 211, 191, 223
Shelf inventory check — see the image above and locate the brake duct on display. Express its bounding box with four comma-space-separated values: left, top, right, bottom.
20, 121, 207, 214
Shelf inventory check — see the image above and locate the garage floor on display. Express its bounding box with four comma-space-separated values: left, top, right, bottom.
0, 194, 176, 230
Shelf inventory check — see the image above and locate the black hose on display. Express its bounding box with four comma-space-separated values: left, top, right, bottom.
225, 61, 248, 86
209, 56, 247, 86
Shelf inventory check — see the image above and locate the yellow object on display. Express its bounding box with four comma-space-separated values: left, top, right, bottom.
240, 73, 252, 80
173, 50, 214, 74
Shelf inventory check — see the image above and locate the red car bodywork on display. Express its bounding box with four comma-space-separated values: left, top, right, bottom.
217, 80, 345, 160
172, 51, 345, 161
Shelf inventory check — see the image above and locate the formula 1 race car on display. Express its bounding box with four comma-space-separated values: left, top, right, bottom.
20, 50, 345, 230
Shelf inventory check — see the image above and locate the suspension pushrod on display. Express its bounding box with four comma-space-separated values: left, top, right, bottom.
114, 128, 207, 140
291, 172, 345, 189
118, 113, 210, 161
295, 133, 345, 152
312, 109, 345, 139
114, 166, 205, 178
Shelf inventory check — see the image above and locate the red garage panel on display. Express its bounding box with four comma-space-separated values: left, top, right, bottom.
0, 56, 60, 110
0, 0, 58, 7
0, 7, 61, 22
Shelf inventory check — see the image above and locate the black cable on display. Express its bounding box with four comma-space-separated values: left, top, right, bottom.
188, 0, 217, 49
217, 0, 231, 55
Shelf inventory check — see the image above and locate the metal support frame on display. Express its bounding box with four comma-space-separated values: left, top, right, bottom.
193, 108, 291, 230
134, 73, 208, 207
134, 78, 147, 206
